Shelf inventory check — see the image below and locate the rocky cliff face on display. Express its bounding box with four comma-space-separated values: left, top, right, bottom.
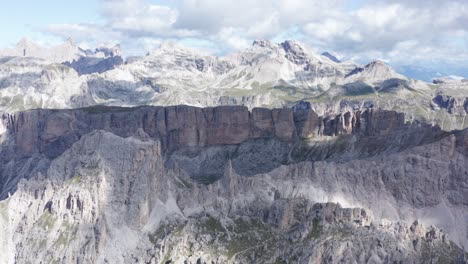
0, 104, 427, 161
0, 105, 467, 263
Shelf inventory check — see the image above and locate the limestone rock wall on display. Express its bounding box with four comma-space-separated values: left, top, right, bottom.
1, 105, 407, 159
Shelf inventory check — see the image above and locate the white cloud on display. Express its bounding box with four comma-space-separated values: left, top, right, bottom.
110, 5, 177, 33
303, 19, 349, 41
298, 0, 468, 68
174, 0, 279, 33
46, 23, 122, 44
216, 27, 251, 51
354, 4, 401, 28
245, 13, 281, 39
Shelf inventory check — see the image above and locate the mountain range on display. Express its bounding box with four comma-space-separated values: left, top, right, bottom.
0, 39, 466, 130
0, 39, 467, 263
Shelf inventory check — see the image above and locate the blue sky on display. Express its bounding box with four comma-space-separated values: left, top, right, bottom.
1, 0, 467, 79
0, 0, 101, 46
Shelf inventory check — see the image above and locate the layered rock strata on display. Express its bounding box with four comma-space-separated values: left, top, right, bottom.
0, 105, 467, 263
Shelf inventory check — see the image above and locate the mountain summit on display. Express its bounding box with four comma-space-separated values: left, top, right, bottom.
0, 38, 83, 62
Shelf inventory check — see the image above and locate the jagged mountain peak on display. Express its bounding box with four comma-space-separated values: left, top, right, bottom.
343, 59, 404, 83
64, 37, 75, 46
154, 41, 211, 57
110, 44, 122, 57
0, 38, 83, 62
249, 39, 312, 57
0, 38, 125, 64
94, 44, 122, 58
365, 59, 387, 67
78, 43, 122, 59
14, 38, 42, 57
252, 39, 274, 48
280, 39, 306, 51
364, 60, 401, 76
16, 38, 38, 48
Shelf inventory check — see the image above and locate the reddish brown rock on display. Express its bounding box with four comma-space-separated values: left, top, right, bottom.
272, 108, 296, 141
206, 106, 250, 145
1, 105, 410, 159
293, 109, 320, 138
250, 108, 274, 138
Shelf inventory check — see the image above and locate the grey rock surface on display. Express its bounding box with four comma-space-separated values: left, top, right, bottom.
63, 56, 124, 75
0, 106, 467, 263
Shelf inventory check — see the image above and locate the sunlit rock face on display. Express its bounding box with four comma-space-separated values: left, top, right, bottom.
0, 105, 467, 263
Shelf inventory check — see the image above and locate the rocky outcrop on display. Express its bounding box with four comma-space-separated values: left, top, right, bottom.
344, 61, 405, 85
252, 40, 274, 49
1, 105, 412, 159
431, 94, 468, 114
63, 56, 124, 75
281, 40, 309, 65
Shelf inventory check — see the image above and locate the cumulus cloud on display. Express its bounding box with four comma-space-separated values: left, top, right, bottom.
300, 0, 468, 67
43, 0, 468, 71
46, 23, 121, 44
